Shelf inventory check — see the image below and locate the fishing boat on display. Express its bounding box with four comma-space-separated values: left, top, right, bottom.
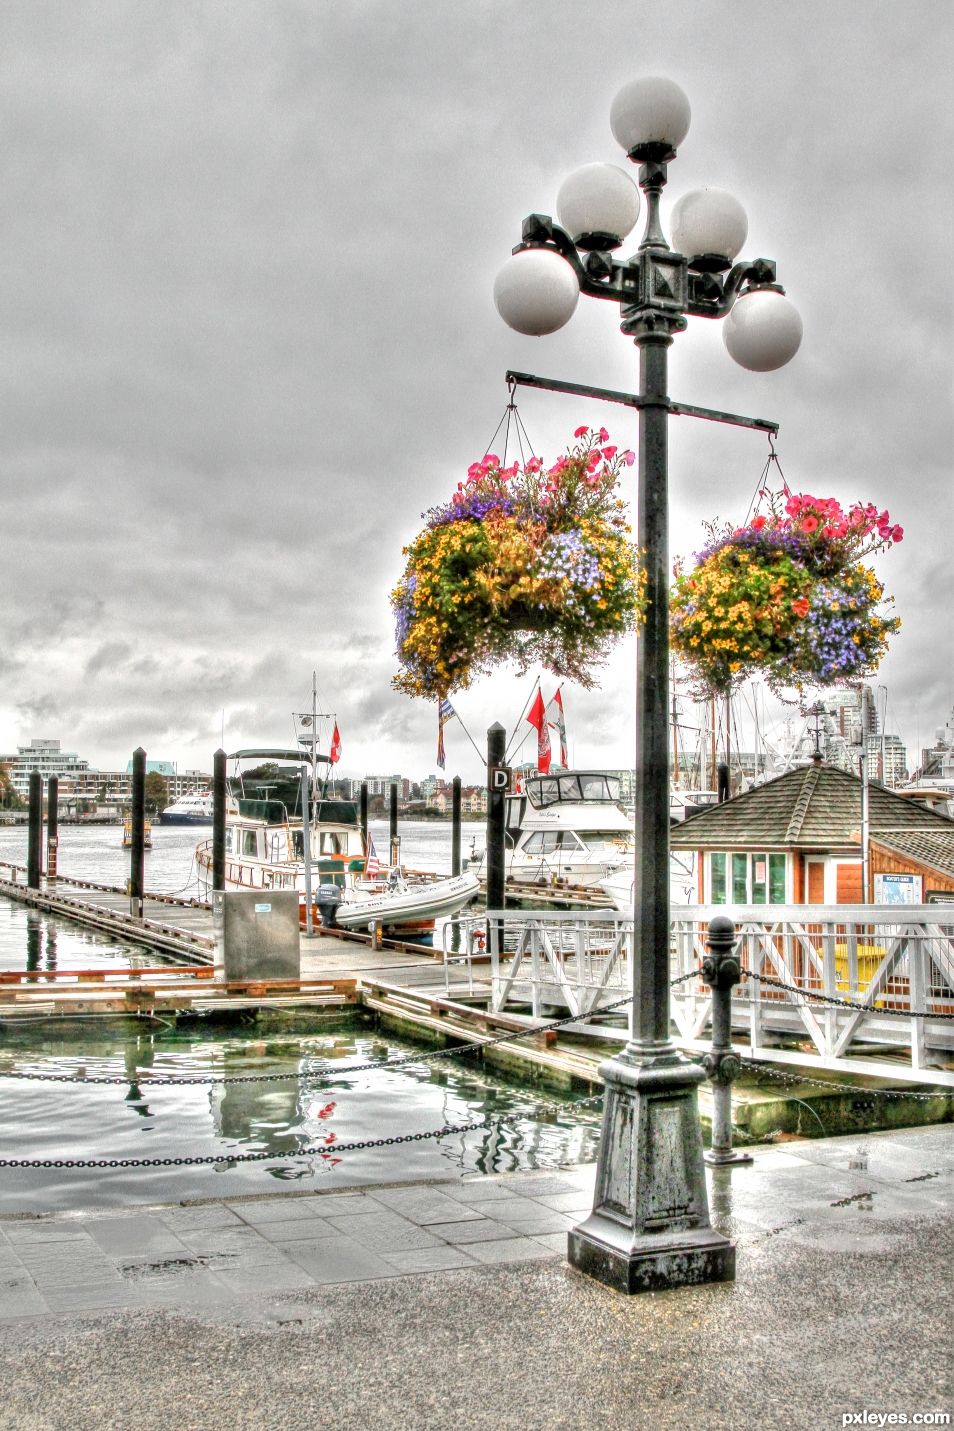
158, 790, 214, 826
468, 769, 634, 888
194, 747, 478, 938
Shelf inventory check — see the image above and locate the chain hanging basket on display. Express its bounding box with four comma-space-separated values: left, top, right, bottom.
391, 427, 646, 700
670, 490, 903, 696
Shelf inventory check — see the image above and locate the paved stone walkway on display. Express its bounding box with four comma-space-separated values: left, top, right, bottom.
0, 1124, 951, 1429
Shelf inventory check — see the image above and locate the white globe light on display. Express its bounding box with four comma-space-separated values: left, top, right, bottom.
670, 188, 748, 264
610, 76, 691, 156
723, 289, 803, 371
556, 163, 640, 249
493, 249, 580, 336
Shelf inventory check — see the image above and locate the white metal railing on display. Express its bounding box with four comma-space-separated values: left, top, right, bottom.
442, 905, 954, 1086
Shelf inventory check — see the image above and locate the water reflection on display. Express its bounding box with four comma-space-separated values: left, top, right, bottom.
0, 1024, 601, 1213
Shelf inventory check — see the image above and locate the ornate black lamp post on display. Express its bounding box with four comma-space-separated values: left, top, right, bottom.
494, 76, 802, 1294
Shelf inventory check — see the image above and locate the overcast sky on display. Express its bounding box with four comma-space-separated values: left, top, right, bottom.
1, 1, 951, 785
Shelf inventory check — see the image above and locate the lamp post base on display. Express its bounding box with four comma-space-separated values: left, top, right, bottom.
567, 1043, 735, 1294
704, 1148, 754, 1167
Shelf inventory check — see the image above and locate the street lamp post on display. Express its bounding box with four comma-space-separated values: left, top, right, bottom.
494, 76, 802, 1294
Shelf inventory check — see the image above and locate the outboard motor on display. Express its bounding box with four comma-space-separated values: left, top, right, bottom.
316, 883, 343, 928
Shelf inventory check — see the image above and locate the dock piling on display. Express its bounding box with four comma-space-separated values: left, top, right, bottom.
46, 777, 59, 881
27, 771, 43, 889
129, 748, 146, 918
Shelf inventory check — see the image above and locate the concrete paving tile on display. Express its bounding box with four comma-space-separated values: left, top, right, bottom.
365, 1186, 484, 1224
42, 1282, 142, 1313
174, 1224, 275, 1257
463, 1237, 560, 1265
529, 1232, 570, 1254
227, 1196, 339, 1225
158, 1205, 246, 1232
293, 1192, 388, 1216
14, 1247, 122, 1289
82, 1213, 193, 1261
3, 1223, 90, 1246
443, 1195, 543, 1221
493, 1173, 593, 1198
527, 1191, 599, 1214
116, 1270, 230, 1308
379, 1245, 478, 1274
424, 1218, 523, 1245
0, 1278, 49, 1320
326, 1212, 443, 1251
252, 1215, 339, 1243
212, 1256, 316, 1295
494, 1209, 578, 1236
281, 1235, 402, 1285
432, 1179, 511, 1204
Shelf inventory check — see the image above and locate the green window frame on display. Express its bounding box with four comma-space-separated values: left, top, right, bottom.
710, 852, 727, 904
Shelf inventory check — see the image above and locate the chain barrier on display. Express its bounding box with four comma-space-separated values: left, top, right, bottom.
0, 1119, 496, 1170
738, 1057, 951, 1102
743, 970, 954, 1020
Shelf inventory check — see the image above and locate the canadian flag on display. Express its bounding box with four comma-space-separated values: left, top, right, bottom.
545, 687, 568, 767
526, 687, 551, 774
329, 722, 342, 765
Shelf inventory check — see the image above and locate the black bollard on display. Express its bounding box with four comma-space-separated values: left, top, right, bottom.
389, 782, 399, 866
451, 775, 462, 876
485, 723, 507, 953
212, 748, 227, 892
46, 777, 59, 882
27, 771, 43, 889
360, 781, 369, 850
129, 747, 146, 918
701, 914, 753, 1167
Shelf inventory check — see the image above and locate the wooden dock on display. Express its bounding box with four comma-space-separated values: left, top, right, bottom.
0, 865, 601, 1089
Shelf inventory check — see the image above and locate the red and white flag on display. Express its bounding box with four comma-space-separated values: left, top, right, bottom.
526, 686, 551, 774
329, 722, 342, 765
545, 687, 568, 767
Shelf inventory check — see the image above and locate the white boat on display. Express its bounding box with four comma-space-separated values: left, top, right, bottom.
468, 770, 634, 888
597, 849, 699, 911
158, 790, 214, 826
195, 748, 478, 938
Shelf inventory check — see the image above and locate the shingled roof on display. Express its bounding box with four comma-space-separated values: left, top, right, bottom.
670, 763, 954, 858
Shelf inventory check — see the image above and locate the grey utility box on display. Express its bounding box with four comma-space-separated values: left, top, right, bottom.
213, 890, 302, 982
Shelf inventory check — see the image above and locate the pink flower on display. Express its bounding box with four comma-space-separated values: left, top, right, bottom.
597, 427, 609, 443
574, 425, 589, 439
621, 450, 635, 466
467, 463, 482, 481
601, 446, 617, 460
891, 525, 904, 542
482, 453, 499, 468
801, 516, 819, 534
751, 515, 767, 531
526, 456, 542, 473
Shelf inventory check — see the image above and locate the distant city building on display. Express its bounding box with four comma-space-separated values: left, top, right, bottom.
0, 739, 90, 797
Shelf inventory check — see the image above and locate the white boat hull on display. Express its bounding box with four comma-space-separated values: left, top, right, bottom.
331, 872, 480, 930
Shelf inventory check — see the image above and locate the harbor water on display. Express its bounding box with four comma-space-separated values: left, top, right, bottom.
0, 820, 601, 1214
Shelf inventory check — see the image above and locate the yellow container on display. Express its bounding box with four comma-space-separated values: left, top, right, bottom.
834, 942, 886, 1007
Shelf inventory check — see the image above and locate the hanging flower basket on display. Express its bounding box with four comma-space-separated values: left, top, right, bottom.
670, 492, 903, 695
391, 428, 645, 699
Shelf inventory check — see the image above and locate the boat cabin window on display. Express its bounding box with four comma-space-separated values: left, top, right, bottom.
522, 832, 585, 856
524, 774, 622, 808
578, 830, 632, 852
224, 828, 233, 852
319, 831, 345, 855
709, 851, 787, 904
290, 830, 304, 859
240, 829, 259, 858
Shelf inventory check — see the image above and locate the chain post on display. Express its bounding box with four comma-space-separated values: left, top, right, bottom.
701, 915, 753, 1167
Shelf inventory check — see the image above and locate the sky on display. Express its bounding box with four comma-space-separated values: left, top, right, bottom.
1, 1, 952, 786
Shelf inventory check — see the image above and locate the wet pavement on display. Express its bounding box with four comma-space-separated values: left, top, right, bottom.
0, 1124, 951, 1429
